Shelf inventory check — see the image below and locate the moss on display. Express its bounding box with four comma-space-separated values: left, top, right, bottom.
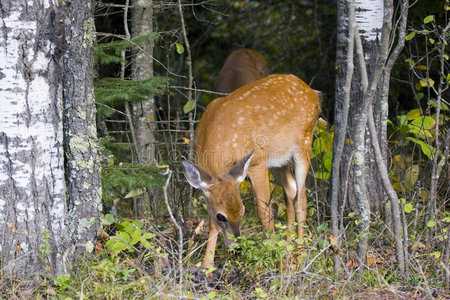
69, 136, 89, 155
354, 151, 364, 166
84, 240, 94, 253
82, 17, 96, 48
76, 157, 95, 171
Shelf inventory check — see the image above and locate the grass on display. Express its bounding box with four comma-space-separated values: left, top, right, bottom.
1, 208, 448, 299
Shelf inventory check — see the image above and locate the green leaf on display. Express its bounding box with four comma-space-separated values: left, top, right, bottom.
129, 229, 142, 245
428, 38, 435, 44
117, 231, 131, 243
176, 43, 185, 54
427, 100, 449, 111
410, 116, 435, 130
405, 32, 416, 41
424, 15, 434, 24
427, 220, 436, 228
404, 203, 414, 213
323, 152, 332, 172
405, 58, 415, 66
405, 165, 419, 187
414, 93, 424, 101
397, 114, 408, 127
183, 100, 196, 113
315, 171, 330, 180
312, 136, 326, 156
102, 213, 115, 226
406, 137, 436, 159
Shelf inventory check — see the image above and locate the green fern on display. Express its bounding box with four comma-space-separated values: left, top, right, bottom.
102, 163, 165, 206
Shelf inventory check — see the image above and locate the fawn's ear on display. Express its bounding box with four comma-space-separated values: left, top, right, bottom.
228, 149, 255, 183
181, 159, 213, 190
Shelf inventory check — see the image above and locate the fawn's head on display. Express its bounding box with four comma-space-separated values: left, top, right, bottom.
182, 151, 255, 247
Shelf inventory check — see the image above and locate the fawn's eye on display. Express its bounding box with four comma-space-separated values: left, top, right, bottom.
216, 213, 227, 223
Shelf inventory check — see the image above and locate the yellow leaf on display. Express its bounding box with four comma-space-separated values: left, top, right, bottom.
420, 78, 435, 87
406, 108, 421, 120
414, 65, 427, 70
345, 138, 353, 145
46, 265, 51, 271
240, 180, 251, 194
392, 182, 402, 191
148, 115, 154, 121
157, 164, 168, 168
405, 165, 419, 187
317, 118, 328, 130
419, 189, 430, 202
432, 251, 441, 259
182, 137, 190, 144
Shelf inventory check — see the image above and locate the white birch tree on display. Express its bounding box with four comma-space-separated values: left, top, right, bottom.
0, 0, 101, 277
331, 0, 408, 275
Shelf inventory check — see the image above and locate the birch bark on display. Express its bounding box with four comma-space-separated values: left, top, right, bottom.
0, 0, 67, 276
0, 0, 101, 277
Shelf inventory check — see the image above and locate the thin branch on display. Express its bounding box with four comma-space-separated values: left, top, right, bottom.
162, 168, 184, 286
177, 0, 196, 161
170, 85, 228, 96
121, 0, 141, 163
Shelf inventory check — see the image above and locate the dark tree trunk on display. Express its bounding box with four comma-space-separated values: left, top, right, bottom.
63, 0, 102, 253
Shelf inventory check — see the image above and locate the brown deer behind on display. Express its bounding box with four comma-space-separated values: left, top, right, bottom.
215, 49, 269, 94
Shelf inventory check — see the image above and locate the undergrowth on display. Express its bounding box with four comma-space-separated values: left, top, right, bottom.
1, 211, 448, 299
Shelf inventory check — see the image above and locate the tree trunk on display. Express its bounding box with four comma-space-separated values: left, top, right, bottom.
0, 0, 101, 278
331, 0, 406, 275
131, 0, 157, 166
332, 0, 385, 268
63, 0, 102, 252
0, 0, 68, 276
131, 0, 158, 216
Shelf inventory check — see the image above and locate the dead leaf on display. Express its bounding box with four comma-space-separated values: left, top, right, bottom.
46, 289, 57, 296
95, 240, 103, 255
346, 258, 358, 269
367, 256, 385, 267
194, 219, 205, 235
6, 222, 17, 234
